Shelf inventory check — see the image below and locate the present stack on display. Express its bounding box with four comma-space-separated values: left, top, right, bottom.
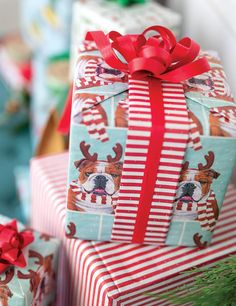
31, 152, 236, 306
23, 2, 236, 306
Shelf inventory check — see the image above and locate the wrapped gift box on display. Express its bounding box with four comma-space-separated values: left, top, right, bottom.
69, 0, 181, 79
14, 166, 31, 222
31, 152, 236, 306
0, 33, 32, 91
31, 53, 69, 149
65, 28, 236, 246
35, 53, 70, 156
0, 215, 59, 306
20, 0, 73, 58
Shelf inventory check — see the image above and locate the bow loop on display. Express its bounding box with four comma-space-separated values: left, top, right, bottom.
86, 25, 210, 82
0, 220, 34, 273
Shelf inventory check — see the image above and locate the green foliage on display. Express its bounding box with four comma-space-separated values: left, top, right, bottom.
147, 256, 236, 306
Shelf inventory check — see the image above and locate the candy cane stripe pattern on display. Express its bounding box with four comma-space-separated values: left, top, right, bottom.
111, 80, 189, 244
30, 153, 236, 306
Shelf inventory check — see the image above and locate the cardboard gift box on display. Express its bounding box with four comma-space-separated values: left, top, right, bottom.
69, 0, 181, 79
31, 152, 236, 306
65, 27, 236, 246
35, 53, 70, 156
20, 0, 72, 57
0, 215, 59, 306
0, 33, 32, 92
31, 53, 69, 149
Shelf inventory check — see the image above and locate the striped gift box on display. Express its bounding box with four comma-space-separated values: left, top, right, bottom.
31, 153, 236, 306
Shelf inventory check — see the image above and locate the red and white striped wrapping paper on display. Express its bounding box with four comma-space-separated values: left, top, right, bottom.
31, 153, 236, 306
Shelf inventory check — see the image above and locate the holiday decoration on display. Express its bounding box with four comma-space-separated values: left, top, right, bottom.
31, 152, 236, 306
0, 216, 59, 305
61, 26, 236, 246
35, 53, 69, 156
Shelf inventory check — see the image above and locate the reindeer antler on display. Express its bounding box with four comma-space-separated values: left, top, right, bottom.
193, 233, 208, 249
17, 269, 37, 280
0, 268, 14, 285
107, 143, 123, 163
29, 250, 44, 265
182, 161, 189, 172
80, 141, 98, 162
198, 151, 214, 170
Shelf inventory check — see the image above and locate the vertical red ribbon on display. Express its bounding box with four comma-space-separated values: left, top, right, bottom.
131, 78, 165, 243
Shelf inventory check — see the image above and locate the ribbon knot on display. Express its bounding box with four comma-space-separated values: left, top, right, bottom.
86, 25, 210, 82
0, 220, 34, 273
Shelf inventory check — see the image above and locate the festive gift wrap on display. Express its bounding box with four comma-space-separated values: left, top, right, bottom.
69, 0, 181, 79
0, 215, 59, 306
35, 54, 70, 156
63, 26, 236, 246
14, 166, 31, 222
0, 33, 32, 91
31, 153, 236, 306
20, 0, 73, 57
31, 53, 69, 149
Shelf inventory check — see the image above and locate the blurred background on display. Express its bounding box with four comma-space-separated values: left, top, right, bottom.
0, 0, 235, 223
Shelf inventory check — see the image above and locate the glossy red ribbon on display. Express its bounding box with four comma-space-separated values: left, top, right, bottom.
60, 26, 210, 243
0, 220, 34, 273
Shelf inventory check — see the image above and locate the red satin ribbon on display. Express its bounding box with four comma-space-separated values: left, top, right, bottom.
0, 220, 34, 273
60, 26, 210, 243
58, 84, 73, 134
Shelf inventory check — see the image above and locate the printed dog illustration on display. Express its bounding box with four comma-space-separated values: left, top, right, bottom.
17, 251, 55, 306
174, 151, 220, 231
0, 268, 14, 306
68, 141, 123, 213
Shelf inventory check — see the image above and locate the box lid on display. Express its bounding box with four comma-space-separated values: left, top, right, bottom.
72, 45, 236, 139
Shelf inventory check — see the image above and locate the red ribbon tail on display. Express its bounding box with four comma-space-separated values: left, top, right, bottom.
132, 78, 165, 243
58, 83, 73, 135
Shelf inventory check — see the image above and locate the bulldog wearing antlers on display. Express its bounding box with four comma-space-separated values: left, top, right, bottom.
174, 151, 220, 231
68, 141, 123, 214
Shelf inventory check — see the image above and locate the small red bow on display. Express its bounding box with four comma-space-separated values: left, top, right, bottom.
86, 25, 210, 82
0, 220, 34, 273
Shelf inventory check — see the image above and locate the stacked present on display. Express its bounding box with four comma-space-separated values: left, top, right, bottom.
1, 0, 236, 305
30, 7, 236, 304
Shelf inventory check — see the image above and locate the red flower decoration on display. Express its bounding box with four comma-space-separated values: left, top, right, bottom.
0, 220, 34, 273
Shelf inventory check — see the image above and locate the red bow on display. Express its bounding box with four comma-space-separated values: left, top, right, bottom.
85, 25, 210, 81
0, 220, 34, 273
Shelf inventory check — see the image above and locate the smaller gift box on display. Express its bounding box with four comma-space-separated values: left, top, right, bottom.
30, 152, 236, 306
0, 216, 59, 306
69, 0, 181, 79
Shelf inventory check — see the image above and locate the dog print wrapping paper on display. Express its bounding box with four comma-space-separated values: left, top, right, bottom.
0, 215, 59, 306
66, 39, 236, 247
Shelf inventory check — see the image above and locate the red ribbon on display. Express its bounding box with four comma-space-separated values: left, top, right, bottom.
60, 26, 210, 243
0, 220, 34, 273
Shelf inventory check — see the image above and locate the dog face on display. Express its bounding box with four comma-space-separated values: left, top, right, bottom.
74, 142, 123, 197
75, 159, 122, 196
176, 168, 219, 203
96, 61, 126, 82
185, 73, 214, 92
